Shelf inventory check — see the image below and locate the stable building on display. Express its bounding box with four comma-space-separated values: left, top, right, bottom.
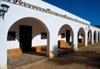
0, 0, 100, 69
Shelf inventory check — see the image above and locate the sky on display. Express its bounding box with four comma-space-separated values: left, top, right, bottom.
42, 0, 100, 25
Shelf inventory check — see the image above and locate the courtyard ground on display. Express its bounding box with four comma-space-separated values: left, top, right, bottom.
11, 42, 100, 69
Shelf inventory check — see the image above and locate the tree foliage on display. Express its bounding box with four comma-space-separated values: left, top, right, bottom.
94, 25, 100, 28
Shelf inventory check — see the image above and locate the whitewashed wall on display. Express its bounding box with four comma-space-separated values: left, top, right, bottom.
58, 25, 73, 42
0, 0, 100, 69
78, 28, 85, 39
7, 18, 47, 49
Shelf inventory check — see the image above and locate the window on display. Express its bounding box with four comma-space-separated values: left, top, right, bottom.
41, 32, 47, 39
61, 33, 65, 38
7, 31, 16, 41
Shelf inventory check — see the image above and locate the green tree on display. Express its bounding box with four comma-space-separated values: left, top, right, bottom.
94, 25, 100, 28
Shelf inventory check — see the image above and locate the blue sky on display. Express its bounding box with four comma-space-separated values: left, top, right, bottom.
43, 0, 100, 25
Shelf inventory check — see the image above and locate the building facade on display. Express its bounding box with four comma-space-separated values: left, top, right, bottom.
0, 0, 100, 69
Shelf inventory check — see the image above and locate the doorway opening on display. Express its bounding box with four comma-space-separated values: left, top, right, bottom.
58, 25, 74, 56
20, 25, 32, 53
7, 17, 50, 69
88, 29, 92, 45
78, 28, 85, 48
94, 31, 96, 43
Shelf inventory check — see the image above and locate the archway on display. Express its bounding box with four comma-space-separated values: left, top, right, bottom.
77, 27, 85, 48
88, 29, 92, 45
58, 24, 74, 55
94, 31, 96, 43
7, 17, 50, 68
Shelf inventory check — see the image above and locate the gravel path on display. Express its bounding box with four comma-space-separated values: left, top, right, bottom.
7, 51, 48, 69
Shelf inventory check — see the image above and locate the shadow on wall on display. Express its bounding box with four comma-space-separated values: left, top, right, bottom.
50, 45, 58, 57
58, 24, 74, 46
0, 9, 3, 17
50, 43, 74, 58
7, 17, 48, 44
7, 17, 50, 57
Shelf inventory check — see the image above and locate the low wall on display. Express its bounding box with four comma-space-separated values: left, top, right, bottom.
7, 48, 22, 57
58, 40, 69, 48
32, 45, 47, 52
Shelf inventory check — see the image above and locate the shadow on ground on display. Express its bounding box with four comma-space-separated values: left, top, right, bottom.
49, 43, 100, 68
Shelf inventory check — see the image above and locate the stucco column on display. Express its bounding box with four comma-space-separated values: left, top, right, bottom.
96, 31, 98, 43
85, 30, 88, 46
48, 32, 58, 58
92, 31, 94, 44
0, 21, 7, 69
73, 31, 78, 50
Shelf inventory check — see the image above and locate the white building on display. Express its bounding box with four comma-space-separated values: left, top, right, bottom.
0, 0, 100, 69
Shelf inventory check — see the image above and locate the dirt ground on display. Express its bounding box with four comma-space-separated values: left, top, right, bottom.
18, 42, 100, 69
8, 45, 73, 69
8, 51, 48, 69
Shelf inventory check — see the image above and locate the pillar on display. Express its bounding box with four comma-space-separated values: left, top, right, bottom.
99, 32, 100, 42
0, 21, 7, 69
96, 31, 98, 43
73, 31, 78, 50
84, 30, 88, 46
48, 31, 58, 58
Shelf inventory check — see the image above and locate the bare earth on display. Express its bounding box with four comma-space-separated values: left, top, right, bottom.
21, 42, 100, 69
10, 42, 100, 69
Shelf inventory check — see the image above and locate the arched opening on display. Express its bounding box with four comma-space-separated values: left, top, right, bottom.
77, 27, 85, 48
88, 29, 92, 45
94, 31, 96, 43
7, 17, 50, 68
58, 24, 74, 55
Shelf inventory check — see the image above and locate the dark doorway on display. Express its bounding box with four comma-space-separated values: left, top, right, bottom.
94, 32, 96, 43
20, 25, 32, 52
66, 30, 70, 43
94, 32, 96, 40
